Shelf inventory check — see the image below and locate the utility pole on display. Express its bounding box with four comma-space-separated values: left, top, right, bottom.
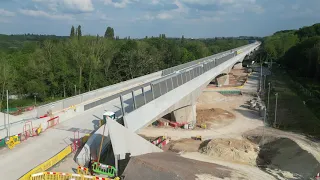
274, 93, 278, 128
3, 106, 6, 137
74, 85, 77, 96
270, 58, 273, 75
268, 83, 271, 111
7, 90, 10, 136
34, 95, 37, 106
263, 75, 266, 90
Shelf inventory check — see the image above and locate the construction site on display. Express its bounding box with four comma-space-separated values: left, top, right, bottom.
1, 43, 320, 180
37, 65, 319, 180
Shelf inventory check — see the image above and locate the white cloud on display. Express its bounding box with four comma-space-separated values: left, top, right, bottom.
156, 12, 172, 19
0, 9, 16, 17
153, 0, 188, 20
63, 0, 94, 12
103, 0, 131, 8
181, 0, 264, 14
19, 9, 74, 20
32, 0, 94, 13
173, 0, 188, 13
151, 0, 160, 5
180, 0, 255, 5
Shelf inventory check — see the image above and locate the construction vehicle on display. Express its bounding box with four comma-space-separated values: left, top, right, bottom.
192, 136, 202, 141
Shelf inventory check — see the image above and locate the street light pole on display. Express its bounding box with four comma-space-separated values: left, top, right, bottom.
274, 93, 278, 127
268, 83, 271, 111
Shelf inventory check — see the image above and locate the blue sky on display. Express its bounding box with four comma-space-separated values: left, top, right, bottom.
0, 0, 320, 38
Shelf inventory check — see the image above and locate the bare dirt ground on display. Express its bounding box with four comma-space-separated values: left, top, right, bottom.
168, 138, 202, 152
243, 127, 320, 179
196, 108, 235, 129
138, 93, 263, 141
138, 85, 320, 179
122, 152, 263, 180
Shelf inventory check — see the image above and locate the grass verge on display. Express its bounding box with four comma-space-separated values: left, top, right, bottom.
267, 67, 320, 138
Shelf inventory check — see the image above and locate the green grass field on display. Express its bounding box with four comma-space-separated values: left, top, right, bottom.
267, 67, 320, 138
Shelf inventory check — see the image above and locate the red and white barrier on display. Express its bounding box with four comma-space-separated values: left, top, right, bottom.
47, 116, 59, 129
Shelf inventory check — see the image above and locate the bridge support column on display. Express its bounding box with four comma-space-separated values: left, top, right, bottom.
171, 104, 196, 124
216, 74, 229, 86
233, 63, 242, 69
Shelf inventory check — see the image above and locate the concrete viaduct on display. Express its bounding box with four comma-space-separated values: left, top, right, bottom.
76, 41, 261, 166
0, 41, 260, 179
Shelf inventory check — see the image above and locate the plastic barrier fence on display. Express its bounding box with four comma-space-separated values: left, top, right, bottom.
0, 137, 6, 147
92, 162, 116, 178
20, 145, 72, 180
29, 172, 113, 180
6, 134, 21, 149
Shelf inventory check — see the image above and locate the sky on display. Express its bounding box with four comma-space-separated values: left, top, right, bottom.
0, 0, 320, 38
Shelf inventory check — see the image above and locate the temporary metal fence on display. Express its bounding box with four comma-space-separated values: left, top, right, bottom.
83, 43, 259, 118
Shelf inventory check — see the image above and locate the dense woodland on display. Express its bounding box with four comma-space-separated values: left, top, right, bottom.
260, 24, 320, 80
0, 25, 250, 107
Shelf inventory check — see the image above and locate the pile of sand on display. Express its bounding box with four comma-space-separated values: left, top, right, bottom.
197, 92, 226, 104
199, 138, 259, 165
196, 108, 235, 128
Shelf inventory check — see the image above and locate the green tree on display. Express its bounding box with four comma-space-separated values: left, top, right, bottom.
104, 27, 114, 39
77, 25, 82, 40
70, 26, 75, 38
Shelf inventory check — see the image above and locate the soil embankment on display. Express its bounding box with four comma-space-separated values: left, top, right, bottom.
121, 152, 234, 180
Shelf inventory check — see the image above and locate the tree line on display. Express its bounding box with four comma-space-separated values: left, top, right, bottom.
0, 25, 249, 107
259, 23, 320, 80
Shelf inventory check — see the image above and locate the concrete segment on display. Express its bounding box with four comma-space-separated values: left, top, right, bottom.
216, 74, 229, 86
171, 104, 196, 124
233, 63, 243, 69
107, 118, 162, 160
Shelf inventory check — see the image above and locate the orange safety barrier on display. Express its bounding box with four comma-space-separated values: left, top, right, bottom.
47, 116, 59, 129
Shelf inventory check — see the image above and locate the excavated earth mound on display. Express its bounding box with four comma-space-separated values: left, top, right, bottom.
199, 138, 259, 165
121, 152, 234, 180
